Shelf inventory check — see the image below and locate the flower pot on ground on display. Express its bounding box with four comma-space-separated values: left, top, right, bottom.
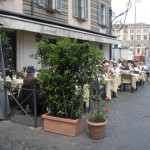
87, 119, 107, 139
32, 38, 104, 136
42, 113, 83, 136
87, 100, 109, 139
87, 81, 109, 139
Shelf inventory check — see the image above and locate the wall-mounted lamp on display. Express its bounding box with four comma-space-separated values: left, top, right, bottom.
0, 23, 4, 27
99, 43, 103, 49
35, 33, 42, 42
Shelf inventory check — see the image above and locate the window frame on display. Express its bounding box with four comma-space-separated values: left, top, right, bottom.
38, 0, 46, 7
38, 0, 62, 12
73, 0, 88, 21
137, 35, 141, 40
98, 1, 109, 26
143, 35, 147, 40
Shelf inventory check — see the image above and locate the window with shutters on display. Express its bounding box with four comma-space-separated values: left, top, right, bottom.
98, 1, 110, 26
101, 4, 106, 25
143, 28, 149, 33
130, 30, 134, 33
143, 35, 147, 40
137, 35, 141, 40
73, 0, 88, 21
38, 0, 62, 12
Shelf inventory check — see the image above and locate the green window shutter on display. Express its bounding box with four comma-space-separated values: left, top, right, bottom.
73, 0, 78, 17
105, 6, 108, 25
98, 0, 101, 24
84, 0, 88, 20
106, 6, 110, 26
56, 0, 62, 11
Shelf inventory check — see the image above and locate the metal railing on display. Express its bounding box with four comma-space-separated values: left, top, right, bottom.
5, 83, 39, 128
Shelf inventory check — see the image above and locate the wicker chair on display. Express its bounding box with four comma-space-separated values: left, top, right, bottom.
121, 73, 134, 92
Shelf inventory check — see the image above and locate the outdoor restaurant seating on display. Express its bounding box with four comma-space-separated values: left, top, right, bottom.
1, 60, 147, 118
121, 73, 134, 92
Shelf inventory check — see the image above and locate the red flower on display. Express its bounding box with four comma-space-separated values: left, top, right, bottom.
105, 97, 110, 101
104, 107, 109, 112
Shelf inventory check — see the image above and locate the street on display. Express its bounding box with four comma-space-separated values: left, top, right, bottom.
0, 81, 150, 150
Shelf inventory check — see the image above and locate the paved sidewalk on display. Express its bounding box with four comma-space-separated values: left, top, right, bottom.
1, 82, 150, 150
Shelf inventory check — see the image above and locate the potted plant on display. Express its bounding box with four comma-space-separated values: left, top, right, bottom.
32, 38, 104, 136
87, 81, 110, 139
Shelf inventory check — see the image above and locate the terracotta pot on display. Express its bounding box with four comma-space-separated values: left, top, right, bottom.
87, 119, 108, 139
42, 113, 83, 136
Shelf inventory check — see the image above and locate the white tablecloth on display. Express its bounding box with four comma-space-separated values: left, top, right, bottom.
10, 79, 23, 96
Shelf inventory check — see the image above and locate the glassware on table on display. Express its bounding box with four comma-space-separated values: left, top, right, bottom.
23, 66, 26, 72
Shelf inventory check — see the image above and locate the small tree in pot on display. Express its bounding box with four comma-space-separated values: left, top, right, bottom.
32, 38, 104, 136
87, 77, 110, 140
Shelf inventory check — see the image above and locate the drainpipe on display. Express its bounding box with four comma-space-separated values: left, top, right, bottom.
109, 8, 112, 60
31, 0, 34, 16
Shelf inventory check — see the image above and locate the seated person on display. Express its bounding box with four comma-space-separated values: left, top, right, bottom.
92, 83, 109, 101
122, 61, 130, 70
129, 63, 134, 73
111, 63, 122, 74
23, 66, 37, 85
138, 62, 145, 71
133, 63, 140, 74
98, 73, 111, 100
19, 66, 42, 114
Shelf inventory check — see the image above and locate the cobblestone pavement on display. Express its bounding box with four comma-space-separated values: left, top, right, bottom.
1, 81, 150, 150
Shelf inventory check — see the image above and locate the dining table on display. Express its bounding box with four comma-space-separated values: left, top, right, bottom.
131, 73, 144, 89
120, 72, 144, 90
103, 78, 112, 100
139, 71, 146, 83
5, 78, 23, 94
10, 79, 23, 96
101, 73, 122, 100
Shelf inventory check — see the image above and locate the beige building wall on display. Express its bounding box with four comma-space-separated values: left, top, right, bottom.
113, 23, 150, 57
68, 0, 91, 30
0, 0, 23, 13
16, 31, 41, 71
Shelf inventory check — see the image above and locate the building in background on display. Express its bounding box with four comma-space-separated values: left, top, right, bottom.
0, 0, 120, 72
113, 23, 150, 65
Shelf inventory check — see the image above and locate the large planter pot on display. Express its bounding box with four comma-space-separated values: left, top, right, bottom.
87, 119, 108, 139
42, 114, 83, 136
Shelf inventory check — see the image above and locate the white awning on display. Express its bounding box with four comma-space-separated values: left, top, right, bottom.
0, 14, 121, 45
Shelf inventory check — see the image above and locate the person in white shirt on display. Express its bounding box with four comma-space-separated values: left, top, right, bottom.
133, 63, 140, 74
139, 61, 147, 71
110, 63, 121, 74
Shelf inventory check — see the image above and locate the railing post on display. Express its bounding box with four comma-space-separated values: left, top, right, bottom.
33, 84, 37, 128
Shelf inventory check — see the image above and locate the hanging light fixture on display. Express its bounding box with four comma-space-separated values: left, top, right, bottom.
112, 0, 132, 31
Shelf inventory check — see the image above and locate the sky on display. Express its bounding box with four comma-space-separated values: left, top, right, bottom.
111, 0, 150, 24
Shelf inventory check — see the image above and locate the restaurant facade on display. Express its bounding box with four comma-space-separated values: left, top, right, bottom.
0, 0, 120, 72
